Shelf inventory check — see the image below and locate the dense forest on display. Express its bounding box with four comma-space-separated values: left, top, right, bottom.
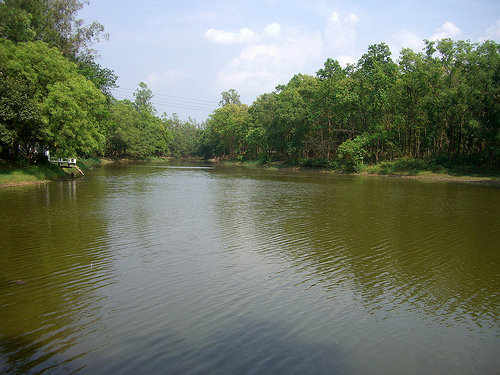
1, 0, 499, 172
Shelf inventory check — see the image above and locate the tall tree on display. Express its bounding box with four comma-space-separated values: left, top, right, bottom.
76, 55, 118, 99
133, 82, 155, 115
0, 39, 108, 158
0, 1, 37, 42
0, 0, 108, 59
107, 93, 172, 158
204, 104, 250, 158
352, 42, 398, 161
219, 89, 241, 107
39, 75, 108, 156
162, 114, 203, 158
314, 59, 357, 160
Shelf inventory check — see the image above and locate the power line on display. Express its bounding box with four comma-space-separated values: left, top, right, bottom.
114, 95, 215, 112
112, 87, 220, 113
113, 94, 216, 112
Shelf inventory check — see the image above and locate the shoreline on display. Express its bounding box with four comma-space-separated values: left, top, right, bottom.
0, 180, 50, 188
359, 172, 500, 185
1, 157, 499, 187
228, 160, 500, 185
0, 160, 80, 188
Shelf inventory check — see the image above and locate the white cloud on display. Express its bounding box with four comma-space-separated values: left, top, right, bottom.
481, 20, 500, 41
214, 26, 323, 95
209, 13, 361, 100
205, 27, 260, 44
263, 23, 281, 40
430, 21, 461, 41
325, 12, 359, 48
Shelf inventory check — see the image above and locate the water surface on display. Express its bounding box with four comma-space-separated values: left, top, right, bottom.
1, 161, 499, 374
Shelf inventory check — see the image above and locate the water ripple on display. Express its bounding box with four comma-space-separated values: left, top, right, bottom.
1, 165, 499, 374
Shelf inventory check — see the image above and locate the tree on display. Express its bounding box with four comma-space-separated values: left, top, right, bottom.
351, 42, 398, 161
204, 104, 251, 158
394, 47, 431, 157
107, 100, 142, 156
133, 82, 155, 115
465, 40, 500, 162
39, 76, 108, 156
0, 0, 115, 100
219, 89, 241, 107
248, 93, 276, 159
0, 39, 108, 158
0, 1, 36, 42
0, 0, 108, 59
162, 114, 203, 158
314, 59, 358, 160
337, 134, 369, 171
261, 74, 317, 160
76, 56, 118, 99
107, 97, 173, 158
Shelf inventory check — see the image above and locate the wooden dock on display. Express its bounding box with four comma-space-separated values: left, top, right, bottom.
49, 157, 84, 175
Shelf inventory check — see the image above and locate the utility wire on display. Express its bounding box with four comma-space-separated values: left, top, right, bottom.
112, 87, 220, 113
114, 87, 219, 105
113, 95, 216, 111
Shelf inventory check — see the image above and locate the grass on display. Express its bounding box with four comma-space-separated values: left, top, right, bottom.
0, 160, 69, 186
364, 156, 500, 182
234, 155, 500, 182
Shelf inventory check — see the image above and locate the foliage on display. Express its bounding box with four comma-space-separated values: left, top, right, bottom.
162, 114, 203, 158
0, 0, 108, 59
337, 134, 369, 172
0, 39, 108, 158
39, 75, 108, 156
134, 81, 155, 114
365, 155, 498, 177
0, 0, 118, 161
75, 57, 118, 99
203, 92, 251, 158
219, 89, 241, 107
1, 2, 499, 175
197, 39, 499, 173
106, 88, 173, 158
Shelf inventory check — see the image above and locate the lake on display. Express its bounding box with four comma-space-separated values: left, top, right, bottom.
1, 161, 499, 374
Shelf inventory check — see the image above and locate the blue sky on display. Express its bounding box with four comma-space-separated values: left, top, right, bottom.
80, 0, 500, 122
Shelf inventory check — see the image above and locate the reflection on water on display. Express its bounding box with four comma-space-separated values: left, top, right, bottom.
1, 162, 499, 374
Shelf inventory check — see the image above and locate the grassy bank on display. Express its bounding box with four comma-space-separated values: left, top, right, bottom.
0, 156, 175, 187
0, 160, 72, 187
2, 156, 499, 187
363, 157, 500, 183
233, 156, 500, 183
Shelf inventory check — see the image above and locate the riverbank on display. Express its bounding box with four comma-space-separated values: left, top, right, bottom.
2, 156, 499, 187
0, 157, 174, 187
232, 157, 500, 185
0, 160, 79, 187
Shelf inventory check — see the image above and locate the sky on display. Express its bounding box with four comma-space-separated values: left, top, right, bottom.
80, 0, 500, 122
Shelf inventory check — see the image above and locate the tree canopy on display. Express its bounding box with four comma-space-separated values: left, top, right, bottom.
0, 39, 108, 157
199, 39, 500, 170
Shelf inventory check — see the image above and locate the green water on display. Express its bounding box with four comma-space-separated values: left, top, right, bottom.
1, 161, 499, 374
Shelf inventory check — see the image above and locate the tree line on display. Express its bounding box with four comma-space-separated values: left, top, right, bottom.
1, 1, 499, 171
204, 40, 500, 170
0, 0, 193, 160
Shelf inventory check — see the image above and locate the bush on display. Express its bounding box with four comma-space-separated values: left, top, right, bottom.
337, 134, 369, 172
